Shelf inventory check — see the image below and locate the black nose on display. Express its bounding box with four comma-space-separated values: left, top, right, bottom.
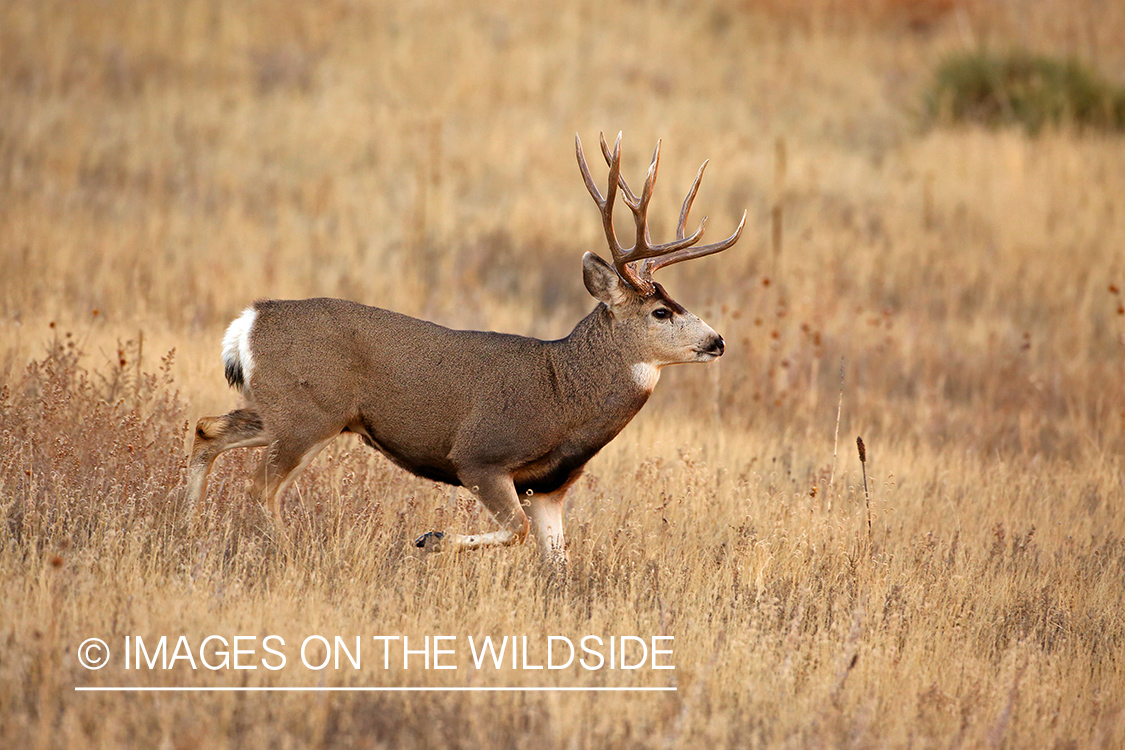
708, 335, 725, 356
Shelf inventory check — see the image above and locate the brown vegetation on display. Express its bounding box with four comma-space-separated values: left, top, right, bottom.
2, 0, 1124, 747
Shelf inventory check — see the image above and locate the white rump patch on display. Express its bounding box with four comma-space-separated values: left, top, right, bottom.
631, 363, 661, 392
221, 306, 257, 391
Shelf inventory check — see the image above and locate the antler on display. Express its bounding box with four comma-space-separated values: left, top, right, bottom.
575, 131, 747, 296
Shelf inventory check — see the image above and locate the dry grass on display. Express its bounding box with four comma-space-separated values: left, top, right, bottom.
2, 0, 1124, 747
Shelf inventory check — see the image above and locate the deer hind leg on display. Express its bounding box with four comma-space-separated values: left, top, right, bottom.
415, 471, 529, 554
186, 408, 270, 513
253, 435, 337, 527
526, 490, 569, 565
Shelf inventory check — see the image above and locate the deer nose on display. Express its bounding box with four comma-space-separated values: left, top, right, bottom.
706, 335, 725, 356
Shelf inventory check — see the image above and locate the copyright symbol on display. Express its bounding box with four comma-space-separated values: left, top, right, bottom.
77, 638, 110, 670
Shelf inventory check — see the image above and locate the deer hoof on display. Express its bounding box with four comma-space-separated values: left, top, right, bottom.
414, 531, 445, 552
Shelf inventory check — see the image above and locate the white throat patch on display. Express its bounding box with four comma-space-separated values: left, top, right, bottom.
631, 363, 661, 392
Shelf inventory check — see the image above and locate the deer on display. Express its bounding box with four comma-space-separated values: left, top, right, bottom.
185, 132, 745, 563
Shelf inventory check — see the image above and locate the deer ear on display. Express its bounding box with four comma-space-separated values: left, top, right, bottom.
582, 252, 631, 307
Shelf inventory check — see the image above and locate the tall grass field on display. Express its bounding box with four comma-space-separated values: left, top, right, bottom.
2, 1, 1124, 747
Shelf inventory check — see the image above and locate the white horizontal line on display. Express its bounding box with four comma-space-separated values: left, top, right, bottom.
75, 686, 676, 693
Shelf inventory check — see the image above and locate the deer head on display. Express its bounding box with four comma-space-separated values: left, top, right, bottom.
576, 132, 745, 368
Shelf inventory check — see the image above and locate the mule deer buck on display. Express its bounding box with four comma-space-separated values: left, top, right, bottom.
186, 132, 744, 562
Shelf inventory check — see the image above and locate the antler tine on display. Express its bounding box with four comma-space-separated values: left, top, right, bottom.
575, 132, 621, 254
632, 140, 662, 258
676, 160, 707, 240
641, 209, 748, 276
599, 133, 639, 207
576, 132, 651, 292
575, 132, 607, 207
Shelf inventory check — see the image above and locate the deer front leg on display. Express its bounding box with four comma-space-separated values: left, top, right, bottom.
415, 471, 529, 553
526, 490, 569, 565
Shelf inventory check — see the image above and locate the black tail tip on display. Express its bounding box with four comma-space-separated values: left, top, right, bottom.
225, 360, 244, 389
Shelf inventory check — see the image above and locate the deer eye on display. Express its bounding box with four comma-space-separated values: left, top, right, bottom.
651, 308, 672, 320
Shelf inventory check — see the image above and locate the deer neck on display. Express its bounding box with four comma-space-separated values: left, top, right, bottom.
552, 305, 660, 412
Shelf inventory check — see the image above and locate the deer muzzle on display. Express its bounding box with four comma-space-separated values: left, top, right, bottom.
699, 334, 725, 358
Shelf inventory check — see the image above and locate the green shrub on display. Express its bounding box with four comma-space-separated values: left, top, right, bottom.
926, 50, 1125, 134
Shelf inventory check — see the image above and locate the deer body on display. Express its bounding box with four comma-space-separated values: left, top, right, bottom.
235, 295, 661, 494
186, 133, 743, 562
